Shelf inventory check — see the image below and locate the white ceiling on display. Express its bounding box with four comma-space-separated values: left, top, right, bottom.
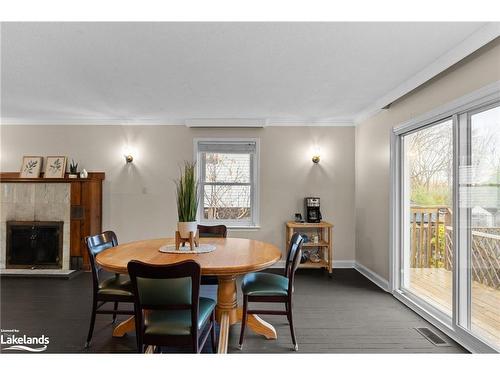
0, 22, 497, 125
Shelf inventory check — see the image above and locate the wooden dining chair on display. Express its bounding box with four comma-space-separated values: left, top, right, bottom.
85, 231, 135, 348
197, 224, 227, 238
198, 224, 227, 285
238, 232, 304, 351
127, 260, 217, 353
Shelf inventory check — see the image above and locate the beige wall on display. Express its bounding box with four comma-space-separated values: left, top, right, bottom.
0, 125, 355, 261
355, 38, 500, 280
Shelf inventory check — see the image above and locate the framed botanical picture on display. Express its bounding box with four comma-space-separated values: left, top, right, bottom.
44, 156, 67, 178
20, 156, 43, 178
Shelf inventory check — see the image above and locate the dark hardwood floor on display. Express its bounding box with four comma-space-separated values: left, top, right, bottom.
0, 269, 467, 353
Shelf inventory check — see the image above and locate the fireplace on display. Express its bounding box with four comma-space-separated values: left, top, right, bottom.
6, 221, 63, 269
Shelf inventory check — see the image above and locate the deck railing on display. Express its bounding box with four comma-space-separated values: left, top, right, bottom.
409, 206, 451, 269
410, 206, 500, 289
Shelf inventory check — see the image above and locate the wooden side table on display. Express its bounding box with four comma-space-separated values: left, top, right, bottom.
285, 221, 333, 276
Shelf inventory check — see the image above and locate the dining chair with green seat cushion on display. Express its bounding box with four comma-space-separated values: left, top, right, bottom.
239, 232, 304, 351
127, 260, 217, 353
98, 276, 135, 296
144, 298, 216, 336
85, 231, 135, 349
241, 272, 289, 296
197, 224, 227, 285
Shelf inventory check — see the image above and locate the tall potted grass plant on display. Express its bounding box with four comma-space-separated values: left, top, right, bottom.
175, 161, 199, 238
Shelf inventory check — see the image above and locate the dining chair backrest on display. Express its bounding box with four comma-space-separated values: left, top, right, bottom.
197, 224, 227, 238
284, 232, 304, 293
127, 260, 201, 334
85, 231, 119, 288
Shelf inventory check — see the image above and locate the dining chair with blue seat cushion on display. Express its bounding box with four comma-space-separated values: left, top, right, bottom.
85, 231, 135, 348
239, 232, 304, 351
127, 259, 217, 353
197, 224, 227, 286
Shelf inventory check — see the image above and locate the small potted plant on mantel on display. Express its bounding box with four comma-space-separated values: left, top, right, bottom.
68, 159, 79, 179
175, 161, 199, 243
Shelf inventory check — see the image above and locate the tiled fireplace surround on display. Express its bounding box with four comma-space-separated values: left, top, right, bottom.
0, 183, 71, 271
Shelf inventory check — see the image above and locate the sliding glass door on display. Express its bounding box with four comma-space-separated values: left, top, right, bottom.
401, 119, 454, 317
464, 104, 500, 348
394, 94, 500, 352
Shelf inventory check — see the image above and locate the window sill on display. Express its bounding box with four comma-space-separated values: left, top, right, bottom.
199, 223, 261, 230
227, 226, 261, 230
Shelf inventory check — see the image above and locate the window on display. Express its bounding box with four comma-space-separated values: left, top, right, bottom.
391, 83, 500, 352
195, 139, 259, 228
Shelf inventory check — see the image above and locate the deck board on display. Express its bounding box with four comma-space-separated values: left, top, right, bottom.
409, 268, 500, 347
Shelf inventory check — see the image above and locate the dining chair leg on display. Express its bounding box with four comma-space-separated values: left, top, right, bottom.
193, 332, 199, 354
210, 310, 217, 353
134, 309, 143, 353
85, 298, 97, 348
238, 295, 248, 350
112, 301, 118, 323
287, 300, 298, 351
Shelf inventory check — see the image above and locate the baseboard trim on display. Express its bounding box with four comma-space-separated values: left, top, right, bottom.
354, 262, 390, 292
270, 260, 285, 268
270, 260, 355, 269
332, 260, 355, 268
271, 259, 390, 293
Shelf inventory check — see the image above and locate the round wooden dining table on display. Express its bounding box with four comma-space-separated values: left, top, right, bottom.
95, 237, 282, 353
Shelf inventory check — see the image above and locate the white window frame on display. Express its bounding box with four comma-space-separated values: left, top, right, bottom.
194, 138, 260, 229
390, 81, 500, 353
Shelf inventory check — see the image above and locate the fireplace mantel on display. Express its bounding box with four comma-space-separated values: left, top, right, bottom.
0, 172, 104, 183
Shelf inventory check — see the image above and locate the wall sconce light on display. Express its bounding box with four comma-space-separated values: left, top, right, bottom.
312, 146, 321, 164
123, 146, 135, 164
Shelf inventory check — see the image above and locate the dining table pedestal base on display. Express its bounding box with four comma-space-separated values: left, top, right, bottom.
215, 276, 239, 324
112, 316, 135, 338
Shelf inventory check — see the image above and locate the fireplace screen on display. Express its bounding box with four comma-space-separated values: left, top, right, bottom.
6, 221, 63, 269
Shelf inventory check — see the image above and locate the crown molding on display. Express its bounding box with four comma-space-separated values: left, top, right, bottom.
0, 117, 186, 126
266, 118, 354, 127
185, 118, 267, 128
1, 117, 355, 127
354, 22, 500, 124
393, 80, 500, 135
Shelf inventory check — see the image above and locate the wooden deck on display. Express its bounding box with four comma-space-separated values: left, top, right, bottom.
409, 268, 500, 348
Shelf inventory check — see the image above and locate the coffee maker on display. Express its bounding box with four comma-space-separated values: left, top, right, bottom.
305, 197, 322, 223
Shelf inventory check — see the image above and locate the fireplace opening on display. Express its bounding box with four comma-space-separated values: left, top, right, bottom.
6, 221, 63, 269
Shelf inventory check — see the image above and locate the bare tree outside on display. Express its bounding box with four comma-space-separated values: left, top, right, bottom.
408, 122, 453, 206
408, 115, 500, 208
202, 152, 252, 221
